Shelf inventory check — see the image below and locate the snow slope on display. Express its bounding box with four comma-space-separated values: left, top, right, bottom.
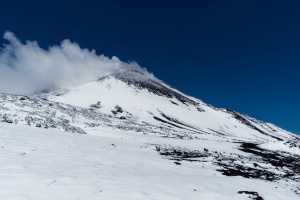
1, 122, 299, 200
0, 69, 299, 199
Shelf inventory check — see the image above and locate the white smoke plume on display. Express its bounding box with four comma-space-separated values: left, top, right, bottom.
0, 31, 149, 94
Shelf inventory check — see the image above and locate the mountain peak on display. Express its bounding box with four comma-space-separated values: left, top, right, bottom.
113, 69, 158, 83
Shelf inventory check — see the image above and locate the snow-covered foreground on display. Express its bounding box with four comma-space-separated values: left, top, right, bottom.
0, 122, 298, 200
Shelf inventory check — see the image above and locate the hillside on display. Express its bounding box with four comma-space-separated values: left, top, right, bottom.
0, 70, 299, 200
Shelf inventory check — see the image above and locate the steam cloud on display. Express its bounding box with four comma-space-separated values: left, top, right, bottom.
0, 31, 149, 94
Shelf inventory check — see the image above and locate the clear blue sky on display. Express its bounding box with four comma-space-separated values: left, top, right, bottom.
0, 0, 299, 134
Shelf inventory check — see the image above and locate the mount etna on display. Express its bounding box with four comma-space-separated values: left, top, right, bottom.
0, 69, 299, 200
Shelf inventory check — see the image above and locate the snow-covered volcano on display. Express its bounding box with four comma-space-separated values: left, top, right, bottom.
49, 69, 296, 142
0, 69, 299, 199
